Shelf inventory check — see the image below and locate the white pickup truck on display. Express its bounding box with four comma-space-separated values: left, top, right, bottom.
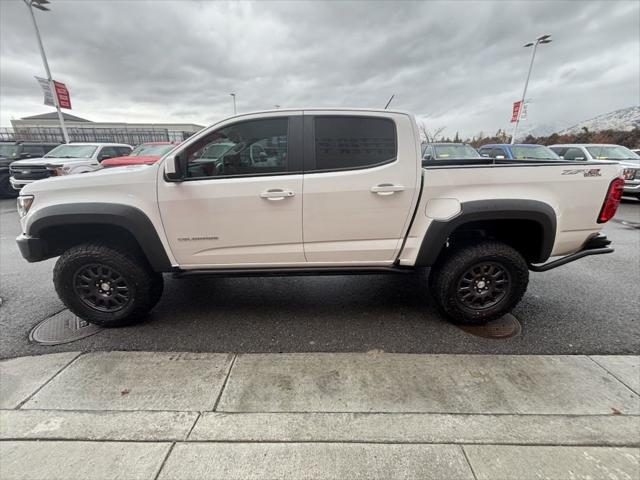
15, 109, 624, 327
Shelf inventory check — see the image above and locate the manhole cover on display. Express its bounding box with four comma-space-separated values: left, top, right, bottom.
457, 313, 521, 339
30, 310, 102, 345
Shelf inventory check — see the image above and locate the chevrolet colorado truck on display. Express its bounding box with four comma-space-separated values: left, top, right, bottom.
15, 109, 624, 327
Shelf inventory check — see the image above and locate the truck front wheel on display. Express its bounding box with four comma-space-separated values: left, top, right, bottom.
429, 241, 529, 324
53, 243, 163, 327
0, 173, 18, 198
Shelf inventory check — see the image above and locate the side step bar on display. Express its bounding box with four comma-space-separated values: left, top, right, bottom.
529, 234, 613, 272
174, 266, 416, 278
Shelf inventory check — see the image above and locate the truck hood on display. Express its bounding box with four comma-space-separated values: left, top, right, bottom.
102, 155, 161, 167
21, 162, 157, 195
10, 157, 92, 167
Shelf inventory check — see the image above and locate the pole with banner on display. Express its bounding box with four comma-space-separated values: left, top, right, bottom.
25, 0, 70, 143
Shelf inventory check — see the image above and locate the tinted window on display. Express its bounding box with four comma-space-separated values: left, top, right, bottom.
21, 145, 45, 156
314, 117, 396, 171
98, 147, 119, 160
115, 146, 133, 156
186, 118, 288, 178
563, 147, 586, 160
484, 148, 505, 158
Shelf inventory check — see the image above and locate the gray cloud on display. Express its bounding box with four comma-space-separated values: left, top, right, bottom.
1, 0, 638, 137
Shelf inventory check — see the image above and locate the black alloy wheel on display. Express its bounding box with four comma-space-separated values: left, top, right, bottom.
456, 261, 511, 310
73, 264, 131, 312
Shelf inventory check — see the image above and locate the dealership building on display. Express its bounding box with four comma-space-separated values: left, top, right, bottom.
4, 112, 204, 145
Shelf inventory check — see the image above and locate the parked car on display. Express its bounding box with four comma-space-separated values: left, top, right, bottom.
422, 143, 481, 164
101, 142, 179, 167
549, 144, 640, 199
478, 143, 561, 161
0, 142, 60, 198
16, 109, 622, 328
9, 142, 132, 191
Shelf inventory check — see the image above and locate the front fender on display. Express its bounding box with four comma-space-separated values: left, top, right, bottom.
26, 202, 172, 272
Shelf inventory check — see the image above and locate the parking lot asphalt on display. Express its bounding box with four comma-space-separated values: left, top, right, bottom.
0, 198, 638, 359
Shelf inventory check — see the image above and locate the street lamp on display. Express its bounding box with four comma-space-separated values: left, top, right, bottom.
23, 0, 70, 143
229, 93, 236, 115
511, 34, 552, 144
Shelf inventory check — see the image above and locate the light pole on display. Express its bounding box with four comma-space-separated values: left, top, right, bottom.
511, 34, 552, 144
23, 0, 69, 143
229, 93, 236, 115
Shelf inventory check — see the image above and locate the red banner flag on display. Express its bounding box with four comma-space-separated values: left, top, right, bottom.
510, 101, 521, 123
53, 81, 72, 109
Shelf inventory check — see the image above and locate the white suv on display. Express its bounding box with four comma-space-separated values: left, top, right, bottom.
9, 142, 132, 190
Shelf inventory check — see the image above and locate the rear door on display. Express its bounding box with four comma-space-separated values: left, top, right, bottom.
301, 111, 420, 264
158, 113, 305, 267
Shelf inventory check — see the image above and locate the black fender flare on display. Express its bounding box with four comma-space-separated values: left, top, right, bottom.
27, 202, 173, 272
414, 199, 557, 266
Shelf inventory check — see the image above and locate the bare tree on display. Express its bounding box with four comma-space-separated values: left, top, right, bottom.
418, 120, 446, 143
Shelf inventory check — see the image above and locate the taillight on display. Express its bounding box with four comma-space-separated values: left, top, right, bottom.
597, 177, 624, 223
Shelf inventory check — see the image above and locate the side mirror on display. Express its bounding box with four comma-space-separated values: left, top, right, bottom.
423, 153, 433, 161
99, 155, 113, 161
495, 155, 505, 160
480, 153, 489, 157
165, 152, 187, 180
20, 153, 32, 159
575, 157, 585, 161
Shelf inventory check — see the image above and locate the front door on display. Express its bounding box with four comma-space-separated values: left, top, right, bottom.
158, 114, 305, 268
302, 112, 420, 264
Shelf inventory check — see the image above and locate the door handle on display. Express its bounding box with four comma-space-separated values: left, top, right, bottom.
371, 184, 405, 196
260, 189, 295, 201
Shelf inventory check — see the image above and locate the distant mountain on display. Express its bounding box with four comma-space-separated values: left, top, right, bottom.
515, 121, 565, 140
559, 106, 639, 135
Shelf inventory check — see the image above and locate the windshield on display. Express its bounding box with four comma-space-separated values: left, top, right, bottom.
586, 146, 640, 161
45, 144, 97, 158
0, 145, 19, 158
130, 144, 175, 156
512, 145, 560, 160
433, 145, 480, 159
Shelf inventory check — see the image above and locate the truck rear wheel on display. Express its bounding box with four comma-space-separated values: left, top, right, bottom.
429, 241, 529, 324
53, 243, 163, 327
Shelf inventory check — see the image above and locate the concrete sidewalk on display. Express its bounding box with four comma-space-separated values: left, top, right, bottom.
1, 352, 638, 479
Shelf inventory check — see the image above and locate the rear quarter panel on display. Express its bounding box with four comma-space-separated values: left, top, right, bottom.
400, 162, 622, 265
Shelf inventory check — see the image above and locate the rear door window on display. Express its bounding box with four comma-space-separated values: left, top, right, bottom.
311, 116, 397, 171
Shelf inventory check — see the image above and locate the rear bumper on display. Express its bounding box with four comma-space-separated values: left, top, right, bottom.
16, 234, 47, 262
528, 234, 613, 272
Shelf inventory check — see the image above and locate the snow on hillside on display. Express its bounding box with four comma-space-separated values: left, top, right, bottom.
559, 106, 639, 135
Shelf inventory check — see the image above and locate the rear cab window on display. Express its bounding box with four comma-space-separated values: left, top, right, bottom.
308, 116, 397, 172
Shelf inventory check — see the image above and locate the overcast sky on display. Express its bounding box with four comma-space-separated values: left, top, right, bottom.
1, 0, 638, 137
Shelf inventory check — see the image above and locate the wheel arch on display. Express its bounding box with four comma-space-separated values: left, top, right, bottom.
415, 199, 557, 266
27, 203, 172, 272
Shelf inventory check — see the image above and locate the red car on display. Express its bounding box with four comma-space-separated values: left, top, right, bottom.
101, 142, 178, 167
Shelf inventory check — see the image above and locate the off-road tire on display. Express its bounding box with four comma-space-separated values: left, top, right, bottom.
428, 241, 529, 325
0, 173, 18, 198
53, 243, 163, 327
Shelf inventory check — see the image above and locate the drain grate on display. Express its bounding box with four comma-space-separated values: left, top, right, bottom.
457, 313, 522, 339
30, 310, 102, 345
